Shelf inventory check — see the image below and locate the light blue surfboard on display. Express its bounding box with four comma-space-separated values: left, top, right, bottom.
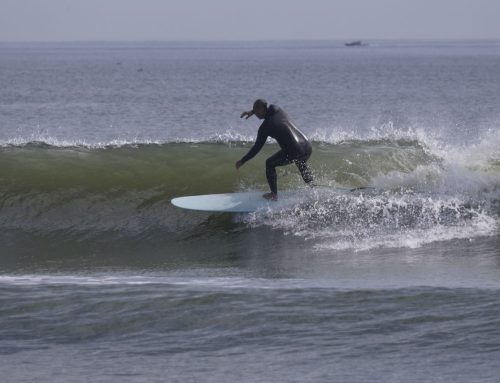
171, 187, 363, 213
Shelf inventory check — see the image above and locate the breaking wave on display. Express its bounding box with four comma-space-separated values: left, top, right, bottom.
0, 129, 498, 251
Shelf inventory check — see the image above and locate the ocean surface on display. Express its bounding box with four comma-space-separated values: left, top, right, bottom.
1, 40, 499, 382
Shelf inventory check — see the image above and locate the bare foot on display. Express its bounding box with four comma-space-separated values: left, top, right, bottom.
262, 192, 277, 201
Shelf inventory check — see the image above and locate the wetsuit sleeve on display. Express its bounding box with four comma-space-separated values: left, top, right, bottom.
240, 125, 268, 164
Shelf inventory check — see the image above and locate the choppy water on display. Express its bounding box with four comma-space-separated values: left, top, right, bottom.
1, 40, 500, 382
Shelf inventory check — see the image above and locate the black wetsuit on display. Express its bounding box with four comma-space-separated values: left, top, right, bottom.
240, 104, 313, 194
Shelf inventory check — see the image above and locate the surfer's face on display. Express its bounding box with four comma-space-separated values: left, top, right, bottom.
253, 105, 267, 119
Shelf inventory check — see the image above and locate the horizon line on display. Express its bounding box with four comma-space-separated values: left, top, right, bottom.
1, 37, 500, 44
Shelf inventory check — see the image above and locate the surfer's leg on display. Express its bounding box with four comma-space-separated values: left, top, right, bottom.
294, 145, 314, 186
295, 159, 314, 185
266, 150, 292, 194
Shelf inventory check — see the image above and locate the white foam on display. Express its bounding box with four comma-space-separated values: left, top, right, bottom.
315, 215, 496, 252
2, 271, 500, 290
0, 274, 310, 289
0, 134, 165, 149
0, 121, 443, 148
309, 122, 441, 147
371, 127, 500, 196
247, 186, 498, 252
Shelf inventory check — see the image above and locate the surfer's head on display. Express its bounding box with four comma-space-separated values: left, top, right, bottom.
252, 99, 268, 119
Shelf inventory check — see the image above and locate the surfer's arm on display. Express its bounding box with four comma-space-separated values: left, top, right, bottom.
239, 127, 267, 165
240, 110, 254, 120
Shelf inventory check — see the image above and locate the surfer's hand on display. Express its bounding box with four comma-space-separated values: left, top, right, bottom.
235, 160, 243, 169
240, 110, 253, 119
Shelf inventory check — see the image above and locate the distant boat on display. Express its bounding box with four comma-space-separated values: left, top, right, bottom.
345, 40, 368, 47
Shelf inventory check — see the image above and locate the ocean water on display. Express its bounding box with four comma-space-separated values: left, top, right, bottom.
1, 40, 499, 382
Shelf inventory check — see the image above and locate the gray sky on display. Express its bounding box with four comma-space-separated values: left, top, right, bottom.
1, 0, 499, 41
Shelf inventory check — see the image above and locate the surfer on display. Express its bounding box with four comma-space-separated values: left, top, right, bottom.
236, 99, 314, 200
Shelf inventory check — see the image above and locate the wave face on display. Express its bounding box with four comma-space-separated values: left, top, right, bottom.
1, 134, 498, 255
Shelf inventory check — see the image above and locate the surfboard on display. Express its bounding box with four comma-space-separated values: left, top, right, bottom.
171, 187, 364, 213
171, 191, 291, 213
